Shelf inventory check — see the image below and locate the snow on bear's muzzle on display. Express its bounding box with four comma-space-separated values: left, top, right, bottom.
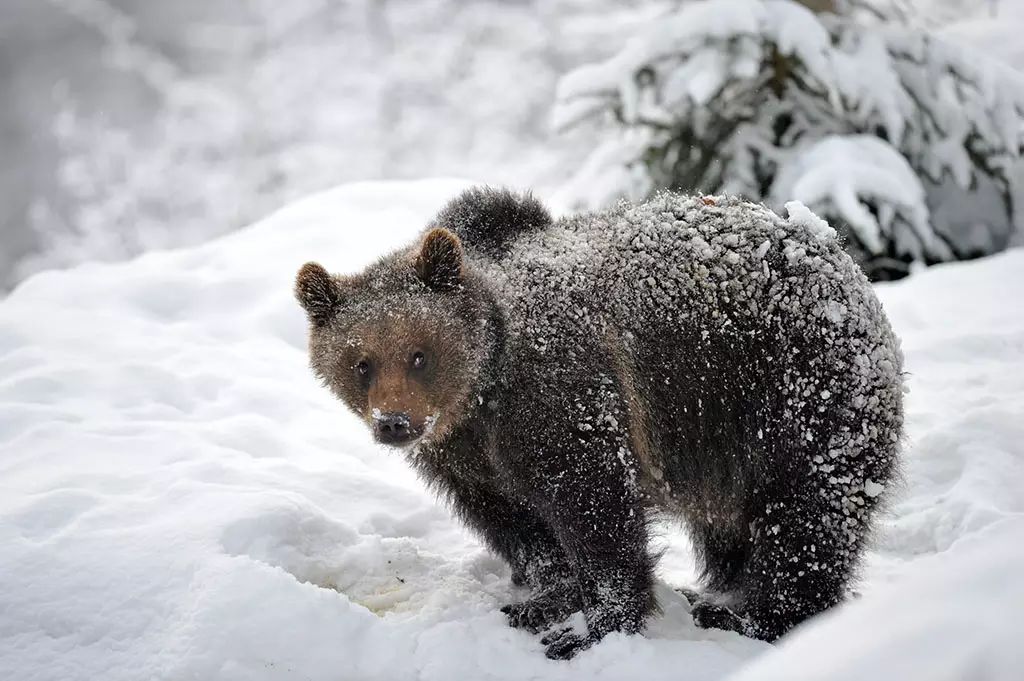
371, 409, 418, 446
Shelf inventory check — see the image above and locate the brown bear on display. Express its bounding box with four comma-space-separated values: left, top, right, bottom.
295, 187, 904, 659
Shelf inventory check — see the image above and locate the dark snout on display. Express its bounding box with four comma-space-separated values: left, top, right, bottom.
373, 411, 419, 446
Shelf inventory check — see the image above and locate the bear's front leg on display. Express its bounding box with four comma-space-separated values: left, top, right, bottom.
493, 342, 660, 658
504, 414, 657, 658
537, 498, 657, 659
501, 546, 582, 634
423, 469, 583, 631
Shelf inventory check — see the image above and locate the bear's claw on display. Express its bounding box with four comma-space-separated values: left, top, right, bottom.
691, 601, 745, 634
540, 627, 594, 660
502, 596, 574, 634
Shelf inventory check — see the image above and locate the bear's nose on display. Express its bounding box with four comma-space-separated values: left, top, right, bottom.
374, 411, 415, 445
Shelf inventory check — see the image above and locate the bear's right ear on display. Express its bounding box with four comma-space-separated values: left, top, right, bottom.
295, 262, 342, 325
416, 228, 464, 292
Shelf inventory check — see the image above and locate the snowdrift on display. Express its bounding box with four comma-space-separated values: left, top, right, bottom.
1, 180, 1022, 680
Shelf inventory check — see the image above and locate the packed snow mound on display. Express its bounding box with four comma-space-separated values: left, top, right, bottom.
1, 180, 1023, 680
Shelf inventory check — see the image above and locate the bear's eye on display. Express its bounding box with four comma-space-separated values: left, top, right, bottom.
355, 359, 372, 377
411, 351, 426, 370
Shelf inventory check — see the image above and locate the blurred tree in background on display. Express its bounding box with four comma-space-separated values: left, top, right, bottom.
554, 0, 1024, 279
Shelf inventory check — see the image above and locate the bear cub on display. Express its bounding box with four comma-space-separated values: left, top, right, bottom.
296, 187, 904, 659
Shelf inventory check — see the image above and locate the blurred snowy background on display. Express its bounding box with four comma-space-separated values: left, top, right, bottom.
1, 0, 1021, 290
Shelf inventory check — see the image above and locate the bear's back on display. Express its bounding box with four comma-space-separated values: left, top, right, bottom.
475, 193, 887, 354
471, 193, 903, 518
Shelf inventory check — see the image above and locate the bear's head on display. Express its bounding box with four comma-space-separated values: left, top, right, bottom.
295, 228, 495, 450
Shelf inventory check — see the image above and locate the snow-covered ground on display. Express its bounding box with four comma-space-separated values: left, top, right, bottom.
1, 180, 1022, 680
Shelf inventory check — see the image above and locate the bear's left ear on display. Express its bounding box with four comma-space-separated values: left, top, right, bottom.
295, 262, 342, 325
416, 228, 463, 292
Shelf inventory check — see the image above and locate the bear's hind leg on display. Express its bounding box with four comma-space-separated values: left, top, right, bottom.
735, 497, 850, 641
683, 519, 751, 634
690, 518, 750, 594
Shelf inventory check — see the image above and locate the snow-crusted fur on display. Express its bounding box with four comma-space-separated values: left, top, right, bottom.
295, 187, 904, 660
427, 186, 553, 259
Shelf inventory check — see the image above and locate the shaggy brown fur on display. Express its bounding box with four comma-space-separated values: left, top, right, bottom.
296, 187, 903, 660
